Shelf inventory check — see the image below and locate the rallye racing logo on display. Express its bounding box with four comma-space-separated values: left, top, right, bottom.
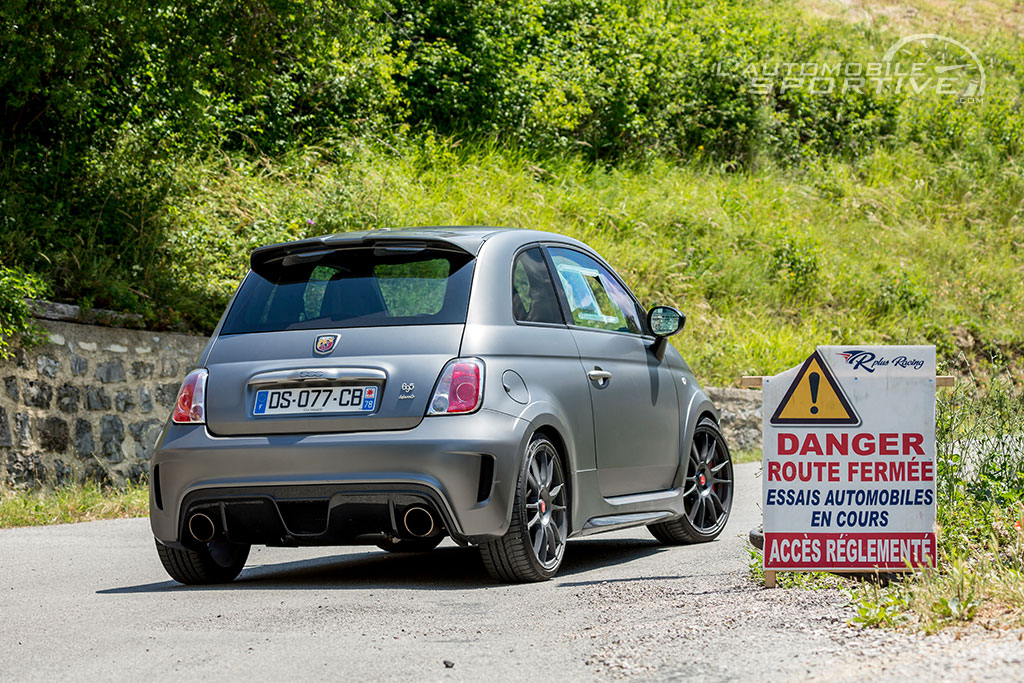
314, 334, 339, 355
837, 350, 925, 373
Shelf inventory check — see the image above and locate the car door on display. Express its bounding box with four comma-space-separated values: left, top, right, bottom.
546, 247, 680, 497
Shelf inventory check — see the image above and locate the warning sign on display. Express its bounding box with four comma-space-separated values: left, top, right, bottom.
762, 345, 937, 572
770, 350, 860, 426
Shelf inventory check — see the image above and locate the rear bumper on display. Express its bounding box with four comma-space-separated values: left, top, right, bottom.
149, 408, 531, 546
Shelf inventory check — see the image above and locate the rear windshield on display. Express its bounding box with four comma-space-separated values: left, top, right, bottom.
220, 246, 475, 334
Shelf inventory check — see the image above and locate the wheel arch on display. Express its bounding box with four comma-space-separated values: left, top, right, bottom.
513, 403, 580, 471
696, 409, 719, 429
674, 391, 723, 491
529, 423, 572, 532
510, 401, 581, 535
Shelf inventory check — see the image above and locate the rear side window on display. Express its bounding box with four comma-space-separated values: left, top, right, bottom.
221, 247, 475, 334
548, 247, 642, 334
512, 248, 563, 324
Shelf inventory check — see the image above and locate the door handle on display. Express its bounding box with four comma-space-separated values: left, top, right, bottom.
587, 369, 612, 386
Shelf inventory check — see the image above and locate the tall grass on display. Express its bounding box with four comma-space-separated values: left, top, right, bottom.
851, 377, 1024, 631
938, 376, 1024, 513
165, 142, 1024, 385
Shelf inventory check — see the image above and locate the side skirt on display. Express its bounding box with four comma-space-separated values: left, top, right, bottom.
576, 510, 675, 537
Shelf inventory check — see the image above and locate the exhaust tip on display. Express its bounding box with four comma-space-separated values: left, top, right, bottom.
188, 512, 216, 543
402, 506, 437, 538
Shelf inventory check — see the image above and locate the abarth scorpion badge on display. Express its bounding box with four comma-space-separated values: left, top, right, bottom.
314, 334, 339, 355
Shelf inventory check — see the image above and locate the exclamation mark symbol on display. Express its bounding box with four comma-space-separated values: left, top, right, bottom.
809, 372, 820, 415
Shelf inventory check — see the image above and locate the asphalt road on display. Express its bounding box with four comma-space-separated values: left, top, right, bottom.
1, 462, 1022, 682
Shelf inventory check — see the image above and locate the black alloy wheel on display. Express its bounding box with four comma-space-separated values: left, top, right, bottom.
649, 417, 733, 544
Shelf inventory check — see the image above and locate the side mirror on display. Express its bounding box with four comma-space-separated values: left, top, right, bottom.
648, 306, 685, 337
647, 306, 685, 361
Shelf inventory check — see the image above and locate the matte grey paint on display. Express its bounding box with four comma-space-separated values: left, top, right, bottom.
150, 227, 721, 547
570, 326, 680, 496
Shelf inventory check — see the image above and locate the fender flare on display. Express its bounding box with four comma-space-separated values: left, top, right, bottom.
500, 401, 582, 533
673, 390, 722, 490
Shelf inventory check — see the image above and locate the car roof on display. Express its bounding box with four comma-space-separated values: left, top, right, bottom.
249, 226, 584, 267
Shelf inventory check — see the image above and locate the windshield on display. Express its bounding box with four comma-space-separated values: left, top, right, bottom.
220, 246, 475, 334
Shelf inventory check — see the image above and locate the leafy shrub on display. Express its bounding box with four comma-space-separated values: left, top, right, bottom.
0, 267, 50, 359
1, 0, 403, 324
874, 272, 928, 316
770, 236, 820, 294
848, 378, 1024, 632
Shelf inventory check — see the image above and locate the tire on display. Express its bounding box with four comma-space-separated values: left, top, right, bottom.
376, 535, 444, 553
155, 538, 250, 585
480, 434, 568, 582
648, 417, 733, 545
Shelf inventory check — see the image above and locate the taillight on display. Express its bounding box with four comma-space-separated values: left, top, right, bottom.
427, 359, 484, 415
171, 369, 208, 424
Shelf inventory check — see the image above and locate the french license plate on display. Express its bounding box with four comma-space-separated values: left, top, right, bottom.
253, 385, 377, 416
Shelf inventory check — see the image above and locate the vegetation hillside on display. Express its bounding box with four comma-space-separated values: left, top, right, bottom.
2, 0, 1023, 384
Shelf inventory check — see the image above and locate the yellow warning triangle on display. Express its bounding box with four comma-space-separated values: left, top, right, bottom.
770, 351, 860, 426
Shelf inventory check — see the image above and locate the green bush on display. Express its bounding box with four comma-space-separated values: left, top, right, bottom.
1, 0, 401, 324
937, 377, 1024, 517
874, 272, 928, 316
770, 236, 820, 294
0, 267, 50, 360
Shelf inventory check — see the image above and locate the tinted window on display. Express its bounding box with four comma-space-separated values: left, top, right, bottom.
512, 248, 564, 324
549, 248, 642, 334
221, 247, 474, 334
375, 259, 451, 316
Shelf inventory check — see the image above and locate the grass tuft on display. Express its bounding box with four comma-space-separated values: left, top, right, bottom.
0, 482, 149, 528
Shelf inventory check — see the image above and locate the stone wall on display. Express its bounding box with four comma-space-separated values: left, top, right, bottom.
0, 320, 206, 490
706, 386, 763, 453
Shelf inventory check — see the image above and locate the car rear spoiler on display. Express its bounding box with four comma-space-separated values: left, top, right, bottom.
250, 232, 478, 271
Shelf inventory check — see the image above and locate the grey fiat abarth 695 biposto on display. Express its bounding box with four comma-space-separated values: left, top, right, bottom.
150, 227, 733, 583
